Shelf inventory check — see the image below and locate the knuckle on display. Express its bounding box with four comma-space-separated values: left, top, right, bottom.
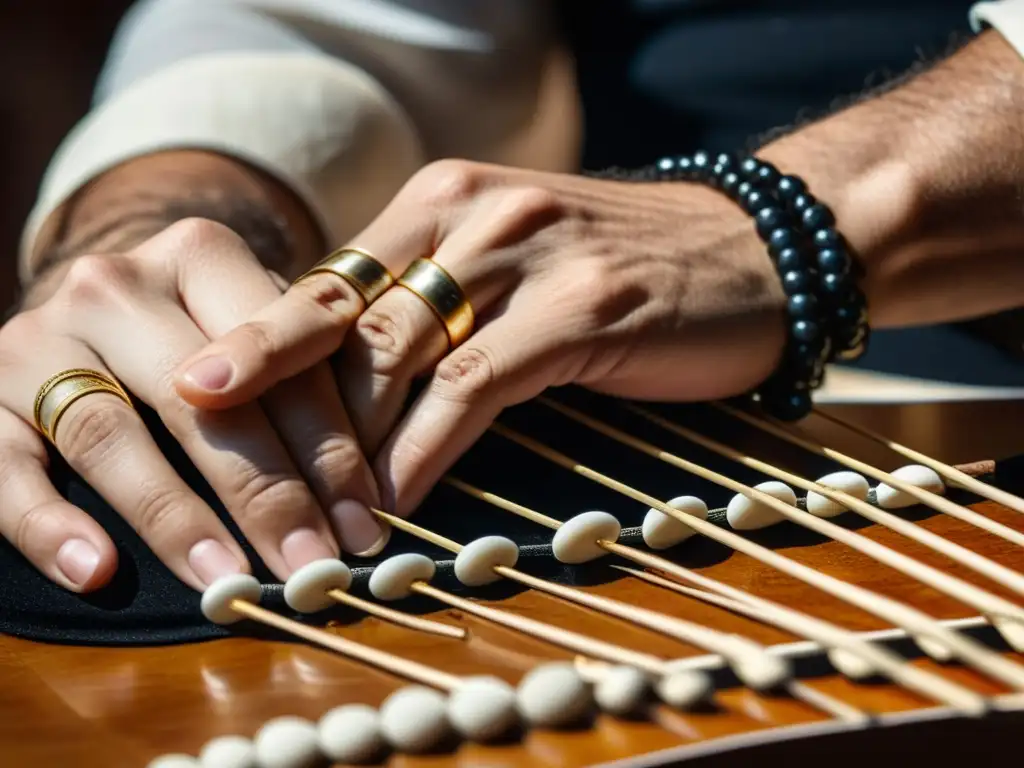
356, 306, 416, 375
231, 468, 312, 528
292, 271, 364, 322
432, 346, 498, 402
496, 186, 563, 227
158, 217, 245, 251
56, 398, 134, 471
410, 159, 484, 208
58, 253, 135, 308
132, 485, 195, 538
231, 320, 280, 367
306, 436, 365, 489
13, 502, 56, 556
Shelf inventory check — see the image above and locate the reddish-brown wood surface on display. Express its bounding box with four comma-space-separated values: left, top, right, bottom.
2, 399, 1024, 767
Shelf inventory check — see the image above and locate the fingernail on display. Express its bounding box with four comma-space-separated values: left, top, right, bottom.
189, 539, 244, 586
182, 356, 235, 391
281, 527, 337, 572
56, 539, 100, 587
331, 500, 389, 557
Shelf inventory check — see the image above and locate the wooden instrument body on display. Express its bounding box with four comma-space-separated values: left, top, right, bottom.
3, 399, 1024, 767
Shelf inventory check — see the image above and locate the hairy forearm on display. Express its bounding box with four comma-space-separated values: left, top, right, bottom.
21, 150, 325, 297
760, 30, 1024, 328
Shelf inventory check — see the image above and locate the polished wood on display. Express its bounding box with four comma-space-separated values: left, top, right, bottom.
3, 399, 1024, 767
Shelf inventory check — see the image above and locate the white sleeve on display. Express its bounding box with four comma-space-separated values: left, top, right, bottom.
22, 0, 578, 265
970, 0, 1024, 55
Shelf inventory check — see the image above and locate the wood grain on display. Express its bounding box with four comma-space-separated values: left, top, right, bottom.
2, 398, 1024, 767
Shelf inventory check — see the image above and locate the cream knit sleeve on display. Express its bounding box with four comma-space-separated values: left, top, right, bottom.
21, 0, 577, 270
970, 0, 1024, 56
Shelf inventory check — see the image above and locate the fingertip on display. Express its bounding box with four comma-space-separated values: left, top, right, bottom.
54, 533, 118, 593
187, 538, 252, 591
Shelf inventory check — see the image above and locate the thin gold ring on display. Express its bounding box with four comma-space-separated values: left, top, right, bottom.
396, 258, 475, 348
293, 247, 394, 306
33, 368, 133, 444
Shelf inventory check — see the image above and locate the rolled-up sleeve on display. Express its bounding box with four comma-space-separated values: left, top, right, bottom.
971, 0, 1024, 54
23, 0, 576, 268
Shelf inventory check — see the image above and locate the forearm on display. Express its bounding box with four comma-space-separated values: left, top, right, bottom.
760, 30, 1024, 328
24, 150, 324, 285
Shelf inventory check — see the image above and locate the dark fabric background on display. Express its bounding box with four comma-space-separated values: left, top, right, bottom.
0, 2, 133, 313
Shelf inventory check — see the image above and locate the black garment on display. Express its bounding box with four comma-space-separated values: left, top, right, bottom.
557, 0, 973, 168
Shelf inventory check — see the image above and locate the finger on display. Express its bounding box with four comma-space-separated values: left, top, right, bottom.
2, 340, 249, 591
56, 284, 338, 581
171, 199, 441, 410
0, 407, 118, 592
375, 302, 587, 515
165, 222, 387, 555
342, 188, 538, 454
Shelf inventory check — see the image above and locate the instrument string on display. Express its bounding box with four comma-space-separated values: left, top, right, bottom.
444, 476, 869, 722
368, 508, 717, 711
810, 407, 1024, 516
619, 403, 1024, 622
716, 402, 1024, 547
228, 598, 463, 691
487, 417, 1024, 695
369, 506, 984, 715
324, 588, 467, 640
370, 506, 750, 677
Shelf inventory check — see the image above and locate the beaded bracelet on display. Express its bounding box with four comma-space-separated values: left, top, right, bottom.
650, 151, 870, 421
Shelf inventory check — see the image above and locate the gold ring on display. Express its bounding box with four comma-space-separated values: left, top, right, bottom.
33, 368, 133, 444
396, 258, 475, 348
293, 247, 394, 306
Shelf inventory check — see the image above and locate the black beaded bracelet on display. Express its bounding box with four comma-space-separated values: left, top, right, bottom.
650, 151, 870, 421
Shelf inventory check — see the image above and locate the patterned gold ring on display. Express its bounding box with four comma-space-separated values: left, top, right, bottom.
396, 258, 475, 348
33, 368, 133, 444
293, 247, 394, 306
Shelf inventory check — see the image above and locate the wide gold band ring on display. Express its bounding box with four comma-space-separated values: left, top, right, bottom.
396, 258, 475, 348
33, 368, 133, 444
293, 247, 394, 306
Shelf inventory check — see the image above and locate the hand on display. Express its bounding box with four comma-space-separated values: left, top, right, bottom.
173, 161, 787, 516
0, 219, 387, 594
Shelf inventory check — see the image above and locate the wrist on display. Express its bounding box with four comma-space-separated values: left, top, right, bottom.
23, 150, 325, 286
759, 30, 1024, 327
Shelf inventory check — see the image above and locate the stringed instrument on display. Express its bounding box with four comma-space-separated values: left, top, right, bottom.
3, 376, 1024, 768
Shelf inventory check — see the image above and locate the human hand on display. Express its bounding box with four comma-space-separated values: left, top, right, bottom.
0, 219, 387, 594
173, 161, 787, 517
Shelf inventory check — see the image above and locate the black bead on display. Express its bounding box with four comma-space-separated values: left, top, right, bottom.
736, 181, 754, 200
655, 156, 678, 176
834, 303, 862, 325
768, 228, 799, 256
789, 338, 827, 363
739, 157, 762, 177
782, 270, 812, 295
802, 203, 835, 230
714, 152, 737, 172
776, 247, 805, 272
813, 228, 841, 249
792, 319, 821, 343
787, 292, 818, 318
720, 171, 742, 196
754, 164, 780, 187
691, 150, 713, 174
760, 387, 812, 422
742, 189, 774, 214
821, 271, 850, 297
816, 247, 848, 274
776, 175, 806, 201
754, 207, 788, 238
790, 193, 814, 214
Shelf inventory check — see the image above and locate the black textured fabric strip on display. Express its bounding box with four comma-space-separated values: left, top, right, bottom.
0, 388, 1015, 647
